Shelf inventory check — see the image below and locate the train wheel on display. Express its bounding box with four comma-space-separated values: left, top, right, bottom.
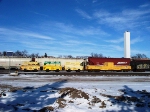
76, 69, 80, 72
46, 69, 49, 72
24, 69, 27, 72
33, 69, 38, 72
55, 69, 59, 72
67, 69, 71, 72
95, 70, 100, 72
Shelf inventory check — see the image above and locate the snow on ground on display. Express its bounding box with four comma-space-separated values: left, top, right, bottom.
0, 74, 150, 112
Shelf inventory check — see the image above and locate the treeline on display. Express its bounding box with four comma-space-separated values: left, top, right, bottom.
131, 53, 148, 59
91, 53, 149, 59
91, 53, 108, 58
0, 50, 40, 58
0, 50, 149, 59
0, 50, 88, 59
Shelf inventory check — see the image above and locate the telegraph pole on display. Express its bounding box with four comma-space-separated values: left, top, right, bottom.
7, 51, 13, 74
9, 57, 10, 74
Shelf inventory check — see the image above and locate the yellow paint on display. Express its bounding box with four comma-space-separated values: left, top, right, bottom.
86, 62, 131, 71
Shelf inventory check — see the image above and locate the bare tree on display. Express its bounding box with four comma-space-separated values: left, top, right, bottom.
98, 53, 103, 57
91, 52, 94, 57
142, 54, 147, 58
35, 53, 39, 57
67, 55, 73, 58
62, 55, 74, 58
3, 51, 6, 56
58, 55, 62, 58
22, 50, 28, 57
29, 53, 36, 58
131, 53, 148, 59
14, 50, 22, 56
91, 52, 104, 57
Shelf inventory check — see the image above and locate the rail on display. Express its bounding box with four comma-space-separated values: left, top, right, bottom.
0, 70, 150, 76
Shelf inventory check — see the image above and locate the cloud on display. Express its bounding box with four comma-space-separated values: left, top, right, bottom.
104, 38, 123, 43
104, 37, 143, 45
93, 7, 150, 30
0, 25, 109, 56
93, 10, 110, 18
30, 11, 49, 17
146, 26, 150, 29
22, 32, 54, 40
131, 37, 143, 44
109, 45, 123, 51
75, 9, 92, 19
52, 22, 108, 36
122, 9, 150, 17
131, 49, 150, 56
0, 27, 54, 40
139, 4, 149, 8
59, 39, 98, 47
92, 0, 97, 3
0, 27, 56, 53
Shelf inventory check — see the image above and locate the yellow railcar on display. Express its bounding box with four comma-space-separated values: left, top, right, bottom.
20, 61, 40, 72
43, 61, 62, 72
86, 62, 131, 72
64, 62, 83, 72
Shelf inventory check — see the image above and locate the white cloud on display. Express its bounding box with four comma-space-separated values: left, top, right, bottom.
22, 32, 54, 40
93, 10, 110, 18
146, 26, 150, 29
0, 27, 54, 40
30, 11, 49, 17
122, 9, 150, 17
139, 4, 149, 8
93, 7, 150, 30
75, 9, 92, 19
0, 26, 108, 56
109, 45, 123, 51
92, 0, 97, 3
131, 37, 143, 44
131, 49, 150, 56
104, 38, 123, 43
52, 22, 108, 36
59, 39, 98, 47
104, 37, 143, 45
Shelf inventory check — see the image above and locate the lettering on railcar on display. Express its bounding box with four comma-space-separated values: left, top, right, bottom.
137, 64, 150, 69
117, 62, 127, 64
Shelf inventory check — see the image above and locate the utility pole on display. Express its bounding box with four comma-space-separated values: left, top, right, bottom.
6, 51, 13, 74
9, 57, 10, 74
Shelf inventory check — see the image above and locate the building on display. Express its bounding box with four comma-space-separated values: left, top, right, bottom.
6, 51, 13, 56
124, 31, 130, 58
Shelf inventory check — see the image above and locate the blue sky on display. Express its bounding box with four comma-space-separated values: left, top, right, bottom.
0, 0, 150, 57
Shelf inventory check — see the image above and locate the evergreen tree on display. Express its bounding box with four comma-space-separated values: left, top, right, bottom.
44, 53, 47, 57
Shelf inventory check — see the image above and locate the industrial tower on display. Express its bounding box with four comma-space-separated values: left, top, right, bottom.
124, 31, 130, 58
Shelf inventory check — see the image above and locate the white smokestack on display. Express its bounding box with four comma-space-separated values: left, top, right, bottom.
124, 31, 130, 58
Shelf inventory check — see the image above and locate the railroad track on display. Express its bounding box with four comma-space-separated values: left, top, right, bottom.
19, 72, 150, 76
0, 70, 150, 76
